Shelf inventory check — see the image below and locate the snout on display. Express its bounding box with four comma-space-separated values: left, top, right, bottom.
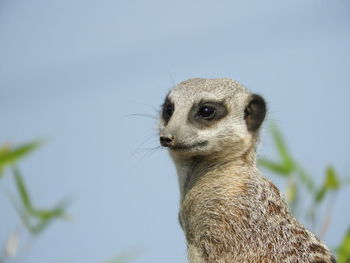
160, 134, 175, 147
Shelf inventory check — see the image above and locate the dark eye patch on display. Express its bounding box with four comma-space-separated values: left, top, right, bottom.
190, 101, 228, 127
161, 97, 174, 123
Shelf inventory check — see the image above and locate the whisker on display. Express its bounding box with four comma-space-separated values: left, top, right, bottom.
167, 70, 177, 87
134, 145, 163, 165
123, 113, 158, 120
132, 134, 159, 157
265, 117, 282, 123
134, 145, 162, 154
146, 146, 162, 159
128, 101, 160, 113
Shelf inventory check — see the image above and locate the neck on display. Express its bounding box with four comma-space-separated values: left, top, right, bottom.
171, 145, 257, 201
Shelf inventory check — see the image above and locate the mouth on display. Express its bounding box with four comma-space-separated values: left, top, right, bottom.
170, 140, 208, 151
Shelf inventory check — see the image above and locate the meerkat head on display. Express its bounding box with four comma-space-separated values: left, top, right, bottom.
158, 78, 266, 161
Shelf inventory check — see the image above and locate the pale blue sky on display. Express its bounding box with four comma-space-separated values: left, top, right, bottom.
1, 1, 350, 262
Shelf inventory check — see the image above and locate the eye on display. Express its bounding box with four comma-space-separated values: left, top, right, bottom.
197, 106, 216, 120
162, 104, 174, 121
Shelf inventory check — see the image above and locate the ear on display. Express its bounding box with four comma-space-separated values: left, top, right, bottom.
244, 94, 266, 132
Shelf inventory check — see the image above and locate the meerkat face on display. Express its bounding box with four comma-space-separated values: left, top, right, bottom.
158, 78, 266, 159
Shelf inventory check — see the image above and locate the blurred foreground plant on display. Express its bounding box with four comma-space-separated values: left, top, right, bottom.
0, 141, 68, 262
0, 141, 135, 263
259, 124, 350, 263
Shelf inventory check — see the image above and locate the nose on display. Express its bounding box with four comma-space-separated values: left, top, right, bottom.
160, 134, 174, 147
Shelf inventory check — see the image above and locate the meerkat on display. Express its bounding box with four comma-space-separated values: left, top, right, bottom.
158, 78, 336, 263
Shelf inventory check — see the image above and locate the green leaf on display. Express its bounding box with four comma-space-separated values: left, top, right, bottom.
258, 158, 290, 176
28, 200, 68, 235
270, 124, 295, 173
325, 166, 339, 190
27, 206, 67, 235
315, 186, 327, 203
31, 200, 67, 221
338, 228, 350, 263
7, 191, 33, 231
295, 166, 315, 193
0, 140, 43, 176
105, 248, 141, 263
315, 167, 340, 204
105, 253, 134, 263
286, 180, 298, 204
0, 166, 4, 178
12, 167, 68, 235
13, 167, 34, 214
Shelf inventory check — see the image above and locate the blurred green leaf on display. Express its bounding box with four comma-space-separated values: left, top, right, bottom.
338, 228, 350, 263
325, 166, 339, 190
286, 180, 299, 215
295, 166, 315, 193
12, 167, 68, 235
13, 166, 33, 213
258, 158, 290, 176
315, 187, 327, 203
105, 249, 141, 263
315, 166, 340, 204
22, 203, 66, 235
286, 180, 298, 204
0, 140, 42, 177
261, 122, 349, 247
258, 124, 296, 177
29, 206, 65, 235
270, 124, 295, 174
6, 190, 32, 231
